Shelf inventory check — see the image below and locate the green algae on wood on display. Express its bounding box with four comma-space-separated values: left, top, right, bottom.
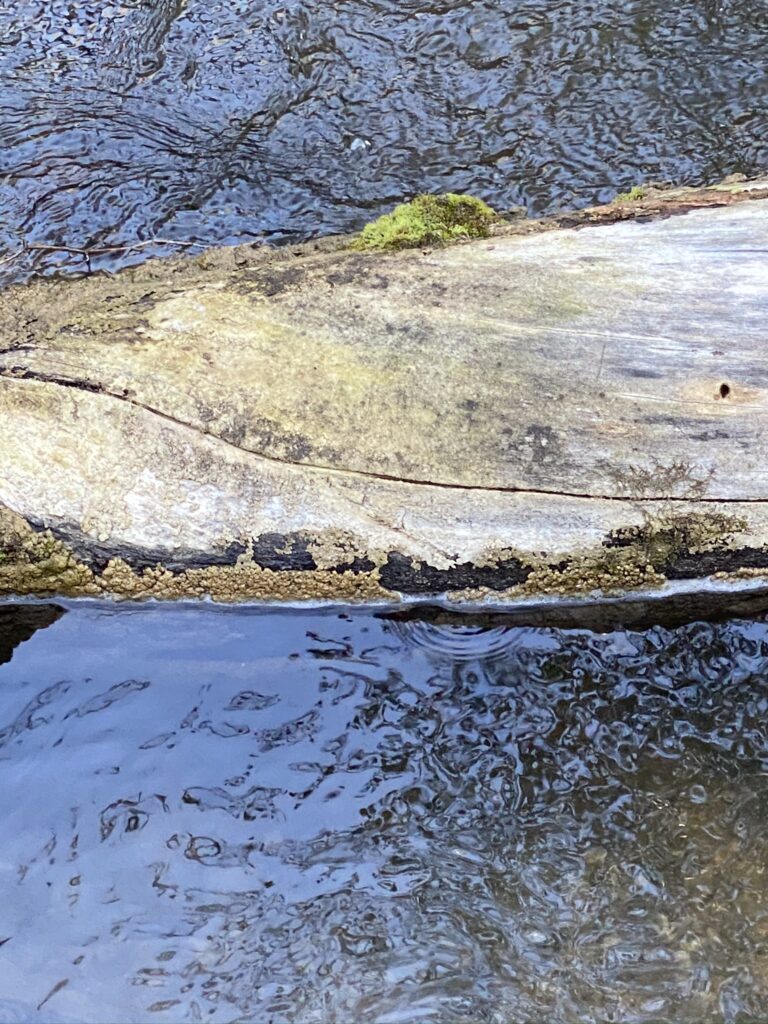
351, 193, 497, 251
522, 512, 752, 598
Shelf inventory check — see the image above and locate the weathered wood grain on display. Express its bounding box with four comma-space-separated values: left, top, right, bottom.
1, 178, 767, 614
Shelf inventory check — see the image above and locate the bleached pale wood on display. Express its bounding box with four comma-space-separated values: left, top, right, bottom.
1, 179, 767, 612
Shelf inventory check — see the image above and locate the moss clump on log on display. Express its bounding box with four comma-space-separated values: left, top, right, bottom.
351, 193, 496, 252
615, 185, 648, 203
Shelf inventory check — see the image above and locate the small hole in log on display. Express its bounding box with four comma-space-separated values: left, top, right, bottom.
719, 383, 731, 399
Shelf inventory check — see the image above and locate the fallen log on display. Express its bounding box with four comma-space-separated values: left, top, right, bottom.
2, 176, 768, 623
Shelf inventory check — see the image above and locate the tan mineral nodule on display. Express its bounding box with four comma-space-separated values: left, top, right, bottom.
2, 176, 768, 624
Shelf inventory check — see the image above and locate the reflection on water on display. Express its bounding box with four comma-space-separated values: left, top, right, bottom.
0, 605, 63, 667
1, 605, 768, 1022
1, 0, 767, 282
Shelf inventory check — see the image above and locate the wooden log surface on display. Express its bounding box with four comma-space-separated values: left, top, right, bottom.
1, 176, 768, 620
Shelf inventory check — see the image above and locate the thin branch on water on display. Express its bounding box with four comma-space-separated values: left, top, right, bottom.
0, 249, 25, 267
0, 237, 212, 271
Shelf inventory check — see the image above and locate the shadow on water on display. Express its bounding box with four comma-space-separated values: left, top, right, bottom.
1, 0, 767, 282
0, 604, 65, 667
1, 602, 768, 1021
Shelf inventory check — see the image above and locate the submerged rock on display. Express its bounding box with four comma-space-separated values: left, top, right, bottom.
1, 176, 768, 620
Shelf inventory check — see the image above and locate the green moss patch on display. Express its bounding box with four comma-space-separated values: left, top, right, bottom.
351, 193, 497, 252
615, 185, 648, 203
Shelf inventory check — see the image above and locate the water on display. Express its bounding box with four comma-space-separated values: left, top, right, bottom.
1, 0, 767, 283
2, 603, 768, 1022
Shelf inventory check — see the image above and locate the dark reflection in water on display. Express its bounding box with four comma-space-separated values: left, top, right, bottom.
1, 605, 768, 1022
0, 604, 63, 667
1, 0, 766, 283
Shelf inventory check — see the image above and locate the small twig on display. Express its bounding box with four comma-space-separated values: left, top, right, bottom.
0, 248, 25, 267
26, 238, 208, 256
0, 236, 211, 270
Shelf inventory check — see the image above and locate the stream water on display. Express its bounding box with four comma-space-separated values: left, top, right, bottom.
2, 3, 768, 1021
1, 0, 767, 282
1, 602, 768, 1022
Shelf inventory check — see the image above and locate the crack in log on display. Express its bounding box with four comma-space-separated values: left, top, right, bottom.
3, 365, 767, 506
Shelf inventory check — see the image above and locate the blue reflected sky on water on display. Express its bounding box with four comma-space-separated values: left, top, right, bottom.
1, 0, 767, 281
0, 603, 768, 1022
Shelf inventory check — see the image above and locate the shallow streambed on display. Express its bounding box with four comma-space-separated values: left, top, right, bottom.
0, 602, 767, 1022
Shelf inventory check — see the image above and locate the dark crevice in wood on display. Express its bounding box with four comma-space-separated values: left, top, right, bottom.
5, 364, 768, 506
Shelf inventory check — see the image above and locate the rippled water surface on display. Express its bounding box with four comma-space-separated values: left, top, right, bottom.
1, 0, 767, 282
2, 604, 768, 1022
